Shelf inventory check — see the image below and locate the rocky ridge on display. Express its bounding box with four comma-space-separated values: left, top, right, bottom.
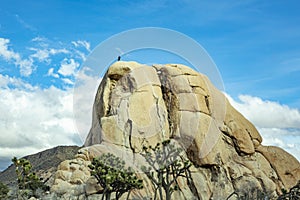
0, 145, 80, 187
45, 61, 300, 199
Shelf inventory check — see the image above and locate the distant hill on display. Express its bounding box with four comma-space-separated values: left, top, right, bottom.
0, 145, 80, 186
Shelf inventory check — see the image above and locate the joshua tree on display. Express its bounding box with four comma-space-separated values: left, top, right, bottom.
141, 139, 192, 200
12, 157, 48, 199
88, 153, 143, 200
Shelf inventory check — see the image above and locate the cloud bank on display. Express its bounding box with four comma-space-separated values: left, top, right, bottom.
0, 76, 77, 168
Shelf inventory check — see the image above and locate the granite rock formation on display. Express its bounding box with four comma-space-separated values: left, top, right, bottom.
51, 61, 300, 200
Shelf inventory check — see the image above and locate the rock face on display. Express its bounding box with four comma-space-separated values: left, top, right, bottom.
52, 61, 300, 199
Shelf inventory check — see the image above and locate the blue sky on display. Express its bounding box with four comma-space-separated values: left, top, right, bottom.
0, 0, 300, 170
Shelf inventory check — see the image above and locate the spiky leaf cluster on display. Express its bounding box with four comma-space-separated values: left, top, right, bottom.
141, 139, 192, 200
88, 153, 143, 200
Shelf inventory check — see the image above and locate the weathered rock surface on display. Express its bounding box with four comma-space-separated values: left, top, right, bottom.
51, 61, 300, 200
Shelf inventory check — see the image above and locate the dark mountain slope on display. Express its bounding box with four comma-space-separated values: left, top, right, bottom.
0, 145, 80, 186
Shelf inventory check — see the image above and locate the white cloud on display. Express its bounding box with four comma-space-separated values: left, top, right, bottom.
226, 94, 300, 161
0, 73, 36, 90
62, 78, 74, 85
30, 48, 50, 62
227, 94, 300, 129
47, 68, 59, 78
0, 38, 35, 77
18, 58, 35, 77
58, 58, 80, 76
49, 48, 69, 55
72, 40, 91, 52
29, 47, 69, 63
74, 49, 87, 61
31, 36, 47, 42
0, 38, 21, 62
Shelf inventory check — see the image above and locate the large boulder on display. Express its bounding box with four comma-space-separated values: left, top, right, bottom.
52, 61, 300, 200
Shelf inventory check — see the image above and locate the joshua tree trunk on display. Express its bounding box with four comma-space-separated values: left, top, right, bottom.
165, 190, 171, 200
106, 192, 111, 200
